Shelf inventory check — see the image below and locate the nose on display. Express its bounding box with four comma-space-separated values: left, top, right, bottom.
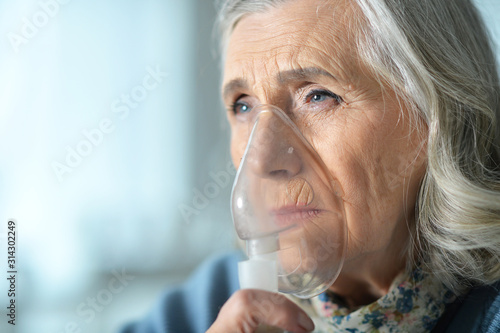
245, 108, 303, 179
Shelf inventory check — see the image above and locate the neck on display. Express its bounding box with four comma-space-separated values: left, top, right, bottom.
328, 226, 410, 309
330, 256, 406, 308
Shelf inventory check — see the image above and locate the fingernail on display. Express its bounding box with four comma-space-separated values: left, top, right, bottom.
298, 312, 314, 332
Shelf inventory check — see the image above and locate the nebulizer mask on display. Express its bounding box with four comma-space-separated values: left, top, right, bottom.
231, 104, 347, 299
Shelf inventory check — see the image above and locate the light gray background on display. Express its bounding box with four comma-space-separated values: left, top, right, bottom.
0, 0, 497, 332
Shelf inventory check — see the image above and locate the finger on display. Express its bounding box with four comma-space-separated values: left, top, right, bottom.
209, 289, 315, 333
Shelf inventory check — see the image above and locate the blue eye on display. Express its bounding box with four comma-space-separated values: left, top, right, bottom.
311, 94, 327, 102
305, 89, 342, 105
231, 100, 252, 114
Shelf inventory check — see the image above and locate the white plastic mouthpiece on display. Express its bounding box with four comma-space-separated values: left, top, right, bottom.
238, 235, 279, 291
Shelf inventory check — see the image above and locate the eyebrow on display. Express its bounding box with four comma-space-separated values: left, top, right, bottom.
222, 67, 335, 100
277, 67, 335, 83
222, 78, 249, 100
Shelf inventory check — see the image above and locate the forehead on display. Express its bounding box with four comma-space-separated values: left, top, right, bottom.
223, 0, 360, 85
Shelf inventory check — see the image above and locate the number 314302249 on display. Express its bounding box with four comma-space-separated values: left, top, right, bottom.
7, 220, 16, 269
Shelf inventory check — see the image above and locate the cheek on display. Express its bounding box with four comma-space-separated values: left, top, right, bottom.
230, 138, 241, 170
311, 106, 426, 257
230, 129, 249, 170
322, 139, 394, 252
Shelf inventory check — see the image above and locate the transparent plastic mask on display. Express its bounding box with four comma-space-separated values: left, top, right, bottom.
231, 104, 348, 298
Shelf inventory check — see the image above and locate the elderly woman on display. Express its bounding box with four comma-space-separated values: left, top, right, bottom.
121, 0, 500, 332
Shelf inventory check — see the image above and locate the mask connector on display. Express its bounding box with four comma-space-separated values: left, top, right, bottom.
238, 236, 279, 292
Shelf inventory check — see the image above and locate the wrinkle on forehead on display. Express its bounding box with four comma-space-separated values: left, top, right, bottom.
223, 0, 362, 90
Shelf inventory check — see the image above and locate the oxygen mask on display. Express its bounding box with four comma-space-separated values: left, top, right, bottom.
231, 104, 348, 298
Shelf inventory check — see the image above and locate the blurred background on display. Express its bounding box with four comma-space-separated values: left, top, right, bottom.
0, 0, 498, 332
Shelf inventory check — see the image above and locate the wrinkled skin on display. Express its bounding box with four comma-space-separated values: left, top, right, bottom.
210, 0, 427, 331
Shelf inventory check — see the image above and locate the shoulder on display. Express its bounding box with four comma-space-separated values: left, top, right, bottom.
436, 281, 500, 333
119, 250, 243, 333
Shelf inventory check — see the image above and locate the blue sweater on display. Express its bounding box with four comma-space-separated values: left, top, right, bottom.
120, 251, 500, 333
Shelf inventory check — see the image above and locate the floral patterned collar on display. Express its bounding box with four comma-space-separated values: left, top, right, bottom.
308, 266, 457, 332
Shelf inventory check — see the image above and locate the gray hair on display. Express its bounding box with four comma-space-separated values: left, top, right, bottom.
217, 0, 500, 294
215, 0, 288, 58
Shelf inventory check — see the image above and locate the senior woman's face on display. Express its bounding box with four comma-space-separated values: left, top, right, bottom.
223, 0, 427, 293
